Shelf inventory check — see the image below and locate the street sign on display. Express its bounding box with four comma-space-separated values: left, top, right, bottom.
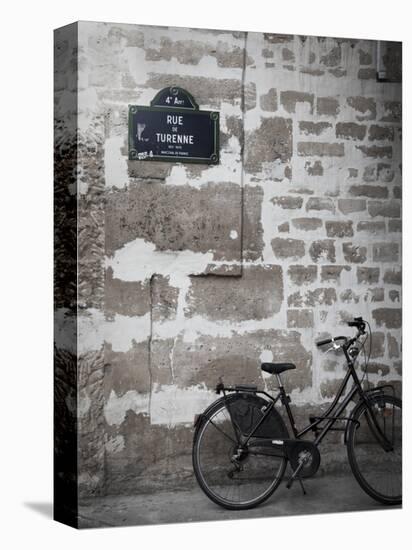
128, 87, 219, 164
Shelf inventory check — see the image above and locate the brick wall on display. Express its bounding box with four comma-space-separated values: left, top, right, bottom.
54, 23, 402, 497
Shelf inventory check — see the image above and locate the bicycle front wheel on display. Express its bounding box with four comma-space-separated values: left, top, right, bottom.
347, 393, 402, 505
193, 398, 287, 510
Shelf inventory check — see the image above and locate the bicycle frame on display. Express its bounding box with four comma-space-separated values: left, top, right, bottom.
220, 338, 394, 451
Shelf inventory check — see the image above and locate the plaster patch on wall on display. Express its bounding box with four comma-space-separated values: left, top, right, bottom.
104, 135, 128, 189
104, 389, 149, 426
106, 238, 215, 284
150, 383, 216, 426
78, 308, 151, 353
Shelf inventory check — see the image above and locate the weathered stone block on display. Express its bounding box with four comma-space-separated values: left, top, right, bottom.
362, 164, 377, 183
389, 289, 400, 302
329, 67, 346, 78
393, 186, 402, 199
309, 240, 336, 263
347, 96, 376, 121
357, 267, 380, 284
321, 265, 350, 283
368, 200, 401, 218
356, 221, 386, 234
350, 185, 388, 199
104, 343, 150, 399
260, 88, 278, 111
298, 142, 344, 157
325, 221, 354, 238
291, 217, 322, 231
372, 308, 402, 329
186, 265, 283, 322
105, 181, 242, 267
280, 91, 314, 113
317, 96, 340, 117
172, 329, 312, 392
244, 117, 293, 173
372, 242, 399, 262
320, 46, 341, 67
340, 289, 360, 303
278, 222, 289, 233
304, 160, 324, 176
282, 47, 295, 61
388, 219, 402, 232
144, 36, 248, 67
152, 275, 179, 322
299, 121, 331, 135
287, 309, 314, 328
272, 237, 305, 259
358, 67, 375, 79
383, 269, 401, 285
358, 48, 372, 65
387, 333, 400, 358
243, 185, 264, 261
368, 125, 395, 141
365, 362, 390, 376
288, 288, 337, 307
306, 197, 335, 212
271, 196, 303, 209
342, 243, 367, 264
336, 122, 367, 141
356, 145, 392, 159
262, 48, 274, 58
369, 332, 385, 358
264, 33, 294, 43
244, 82, 257, 111
338, 199, 366, 214
365, 288, 384, 302
377, 163, 395, 183
288, 265, 317, 286
381, 101, 401, 123
105, 267, 150, 317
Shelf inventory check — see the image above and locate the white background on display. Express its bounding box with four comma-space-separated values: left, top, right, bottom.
0, 0, 409, 547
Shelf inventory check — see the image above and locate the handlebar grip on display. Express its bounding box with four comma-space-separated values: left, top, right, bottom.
316, 338, 332, 347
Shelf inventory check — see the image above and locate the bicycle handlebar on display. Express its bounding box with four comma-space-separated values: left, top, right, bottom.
316, 317, 366, 348
316, 336, 347, 348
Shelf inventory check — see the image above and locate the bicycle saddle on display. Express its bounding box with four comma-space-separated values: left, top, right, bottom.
261, 362, 296, 375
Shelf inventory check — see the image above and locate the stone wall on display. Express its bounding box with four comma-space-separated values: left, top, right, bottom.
54, 22, 402, 498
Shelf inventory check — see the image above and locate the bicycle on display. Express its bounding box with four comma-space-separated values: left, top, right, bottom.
192, 317, 402, 509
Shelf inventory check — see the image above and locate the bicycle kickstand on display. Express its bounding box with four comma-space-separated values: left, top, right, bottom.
286, 462, 307, 496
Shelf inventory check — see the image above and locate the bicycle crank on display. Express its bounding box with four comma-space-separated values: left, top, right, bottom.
286, 440, 321, 479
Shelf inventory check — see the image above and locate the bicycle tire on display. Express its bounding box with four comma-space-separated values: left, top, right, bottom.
347, 393, 402, 505
192, 394, 288, 510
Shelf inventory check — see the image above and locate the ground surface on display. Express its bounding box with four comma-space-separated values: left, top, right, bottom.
78, 472, 399, 528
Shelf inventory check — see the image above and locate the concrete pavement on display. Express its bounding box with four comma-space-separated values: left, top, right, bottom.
78, 471, 400, 528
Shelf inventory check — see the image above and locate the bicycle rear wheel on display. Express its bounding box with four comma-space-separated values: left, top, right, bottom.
347, 393, 402, 505
192, 395, 287, 510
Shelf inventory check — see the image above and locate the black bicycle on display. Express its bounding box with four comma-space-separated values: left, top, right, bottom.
192, 317, 402, 509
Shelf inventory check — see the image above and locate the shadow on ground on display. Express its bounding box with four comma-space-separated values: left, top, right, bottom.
24, 502, 53, 519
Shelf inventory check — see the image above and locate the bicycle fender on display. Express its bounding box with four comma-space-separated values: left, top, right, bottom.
194, 392, 289, 440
